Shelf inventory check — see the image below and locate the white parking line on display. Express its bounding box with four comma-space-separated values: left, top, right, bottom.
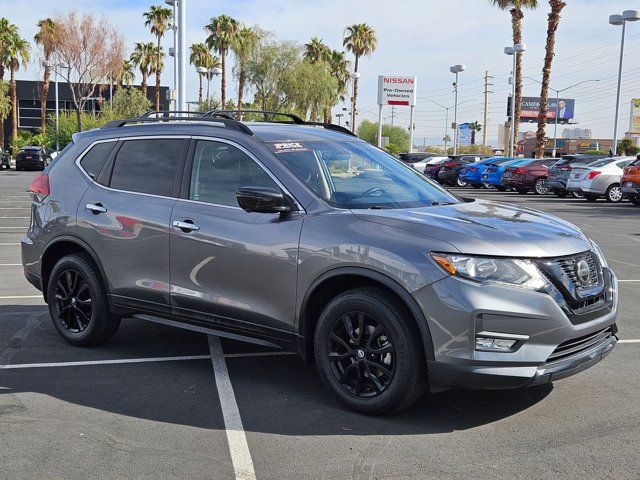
0, 243, 20, 246
618, 339, 640, 344
0, 295, 42, 299
0, 263, 21, 266
0, 355, 212, 370
618, 280, 640, 283
608, 258, 640, 268
208, 335, 257, 480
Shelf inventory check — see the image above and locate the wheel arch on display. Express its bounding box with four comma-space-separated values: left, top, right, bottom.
297, 267, 435, 364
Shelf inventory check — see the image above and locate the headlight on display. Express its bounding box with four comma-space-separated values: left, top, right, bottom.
589, 239, 608, 268
430, 253, 548, 290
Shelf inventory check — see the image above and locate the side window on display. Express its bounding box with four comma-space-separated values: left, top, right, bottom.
189, 140, 279, 206
618, 160, 633, 168
110, 138, 187, 196
79, 142, 116, 180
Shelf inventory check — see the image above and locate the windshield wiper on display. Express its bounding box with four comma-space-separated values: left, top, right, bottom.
431, 201, 456, 206
368, 205, 391, 209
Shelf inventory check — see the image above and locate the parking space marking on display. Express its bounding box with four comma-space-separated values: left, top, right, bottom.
223, 351, 297, 359
608, 258, 640, 268
619, 339, 640, 344
618, 280, 640, 282
208, 335, 257, 480
0, 355, 213, 370
0, 243, 20, 246
0, 295, 42, 299
0, 263, 21, 266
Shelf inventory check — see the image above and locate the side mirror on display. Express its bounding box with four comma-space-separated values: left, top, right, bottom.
236, 186, 294, 214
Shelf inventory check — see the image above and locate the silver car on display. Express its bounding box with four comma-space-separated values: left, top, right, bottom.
21, 111, 618, 415
566, 156, 636, 202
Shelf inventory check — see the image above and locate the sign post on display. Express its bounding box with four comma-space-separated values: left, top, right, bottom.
377, 75, 417, 151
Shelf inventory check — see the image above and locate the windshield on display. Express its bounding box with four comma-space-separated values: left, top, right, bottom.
270, 140, 461, 209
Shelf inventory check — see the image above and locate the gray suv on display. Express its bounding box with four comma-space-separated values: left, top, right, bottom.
22, 111, 618, 414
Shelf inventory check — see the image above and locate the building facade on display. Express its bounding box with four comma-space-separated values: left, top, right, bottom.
518, 137, 613, 157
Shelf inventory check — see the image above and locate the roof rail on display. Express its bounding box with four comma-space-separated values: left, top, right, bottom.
206, 109, 357, 137
100, 116, 254, 136
140, 110, 203, 118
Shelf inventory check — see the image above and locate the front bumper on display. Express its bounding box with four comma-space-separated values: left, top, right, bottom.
622, 185, 640, 198
413, 269, 618, 390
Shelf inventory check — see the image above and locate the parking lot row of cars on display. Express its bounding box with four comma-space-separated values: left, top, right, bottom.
0, 146, 54, 171
400, 152, 640, 204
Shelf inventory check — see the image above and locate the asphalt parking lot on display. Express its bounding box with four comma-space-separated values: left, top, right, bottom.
1, 170, 639, 480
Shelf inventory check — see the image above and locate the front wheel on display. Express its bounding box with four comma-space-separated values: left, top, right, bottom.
46, 254, 120, 346
605, 184, 623, 203
534, 178, 549, 195
314, 287, 426, 415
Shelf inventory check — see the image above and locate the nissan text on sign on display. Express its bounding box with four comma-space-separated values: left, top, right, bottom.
377, 75, 418, 152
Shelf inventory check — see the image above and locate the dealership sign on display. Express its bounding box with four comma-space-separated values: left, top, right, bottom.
507, 96, 576, 124
630, 98, 640, 134
377, 76, 417, 106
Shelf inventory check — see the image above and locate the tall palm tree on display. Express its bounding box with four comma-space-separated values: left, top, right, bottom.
304, 37, 330, 64
144, 5, 173, 111
326, 50, 350, 123
3, 32, 30, 149
116, 59, 136, 88
34, 18, 57, 132
130, 42, 156, 99
469, 121, 482, 145
343, 23, 377, 132
204, 14, 239, 108
535, 0, 567, 157
490, 0, 538, 145
189, 42, 213, 104
0, 18, 18, 149
231, 26, 258, 114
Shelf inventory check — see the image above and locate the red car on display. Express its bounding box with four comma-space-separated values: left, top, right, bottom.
503, 158, 559, 195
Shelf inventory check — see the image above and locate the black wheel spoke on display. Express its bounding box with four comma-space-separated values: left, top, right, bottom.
366, 359, 393, 378
366, 324, 384, 349
54, 269, 92, 334
356, 312, 364, 345
365, 364, 384, 393
342, 315, 357, 343
57, 280, 69, 299
368, 343, 393, 355
330, 333, 352, 353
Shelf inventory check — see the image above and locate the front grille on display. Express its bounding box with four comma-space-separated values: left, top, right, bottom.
555, 251, 599, 288
547, 326, 615, 363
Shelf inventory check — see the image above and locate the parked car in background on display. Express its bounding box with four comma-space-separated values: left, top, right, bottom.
621, 156, 640, 205
423, 156, 451, 180
567, 156, 636, 202
0, 148, 10, 170
482, 158, 533, 190
15, 146, 51, 171
399, 152, 438, 173
460, 156, 512, 188
503, 158, 559, 195
547, 154, 606, 198
438, 155, 489, 187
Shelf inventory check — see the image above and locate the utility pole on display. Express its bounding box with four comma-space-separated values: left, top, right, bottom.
391, 105, 396, 126
482, 70, 493, 147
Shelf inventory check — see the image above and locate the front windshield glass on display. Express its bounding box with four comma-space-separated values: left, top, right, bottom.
270, 140, 461, 209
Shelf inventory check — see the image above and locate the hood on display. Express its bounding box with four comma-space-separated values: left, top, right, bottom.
352, 199, 591, 257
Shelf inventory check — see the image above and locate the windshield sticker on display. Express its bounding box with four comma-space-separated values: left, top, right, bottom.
269, 142, 310, 153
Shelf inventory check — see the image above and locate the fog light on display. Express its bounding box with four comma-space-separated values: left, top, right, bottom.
476, 337, 516, 351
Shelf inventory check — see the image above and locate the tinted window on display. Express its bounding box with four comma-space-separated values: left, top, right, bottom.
110, 139, 186, 196
189, 140, 278, 206
80, 142, 116, 179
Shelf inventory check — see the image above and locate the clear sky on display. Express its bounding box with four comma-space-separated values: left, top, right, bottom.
1, 0, 638, 145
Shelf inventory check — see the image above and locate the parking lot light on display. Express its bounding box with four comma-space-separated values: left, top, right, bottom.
449, 64, 465, 155
505, 43, 525, 158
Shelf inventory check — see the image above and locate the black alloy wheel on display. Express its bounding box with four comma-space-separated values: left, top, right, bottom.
328, 311, 395, 397
54, 269, 93, 333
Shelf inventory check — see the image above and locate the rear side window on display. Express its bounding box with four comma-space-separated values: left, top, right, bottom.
80, 142, 116, 179
110, 139, 187, 196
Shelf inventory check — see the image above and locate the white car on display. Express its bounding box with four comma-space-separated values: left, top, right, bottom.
566, 156, 636, 202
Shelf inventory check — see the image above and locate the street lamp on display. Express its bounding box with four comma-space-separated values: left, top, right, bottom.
42, 60, 68, 154
350, 71, 360, 133
196, 66, 222, 105
504, 43, 526, 157
524, 77, 600, 157
166, 0, 178, 111
449, 64, 465, 155
609, 9, 640, 155
424, 98, 473, 152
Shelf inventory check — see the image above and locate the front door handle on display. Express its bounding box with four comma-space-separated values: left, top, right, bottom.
86, 203, 107, 214
173, 219, 200, 233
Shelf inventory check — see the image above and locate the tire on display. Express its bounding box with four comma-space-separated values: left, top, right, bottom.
584, 193, 599, 202
631, 196, 640, 206
455, 175, 468, 188
517, 188, 528, 195
605, 184, 623, 203
471, 183, 482, 189
555, 190, 568, 198
314, 287, 426, 415
572, 192, 584, 199
46, 253, 120, 346
533, 178, 549, 195
496, 186, 507, 192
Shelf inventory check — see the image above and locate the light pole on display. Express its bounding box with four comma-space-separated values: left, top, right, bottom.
524, 77, 599, 157
165, 0, 178, 111
42, 60, 68, 154
196, 66, 222, 105
449, 64, 465, 155
350, 71, 360, 134
504, 43, 526, 157
610, 10, 640, 155
424, 98, 472, 152
176, 0, 186, 111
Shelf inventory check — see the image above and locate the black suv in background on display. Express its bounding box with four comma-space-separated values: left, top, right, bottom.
437, 155, 489, 187
15, 146, 51, 171
547, 154, 606, 197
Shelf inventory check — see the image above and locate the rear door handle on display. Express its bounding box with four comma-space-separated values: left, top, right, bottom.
86, 203, 107, 214
172, 219, 200, 233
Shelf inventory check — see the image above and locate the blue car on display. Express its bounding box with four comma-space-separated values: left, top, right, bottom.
482, 158, 534, 190
460, 156, 514, 188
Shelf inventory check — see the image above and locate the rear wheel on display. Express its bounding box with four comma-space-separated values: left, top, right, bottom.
455, 175, 468, 187
605, 184, 623, 203
534, 178, 549, 195
314, 287, 426, 415
584, 193, 599, 202
631, 196, 640, 206
46, 254, 120, 346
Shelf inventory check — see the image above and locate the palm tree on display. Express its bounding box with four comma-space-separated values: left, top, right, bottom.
205, 14, 239, 108
304, 37, 330, 64
144, 5, 173, 111
130, 42, 156, 99
490, 0, 538, 145
469, 121, 482, 145
326, 50, 350, 123
343, 23, 377, 132
534, 0, 566, 158
232, 26, 258, 114
0, 18, 18, 149
190, 42, 213, 104
116, 59, 136, 88
3, 32, 30, 149
34, 18, 57, 132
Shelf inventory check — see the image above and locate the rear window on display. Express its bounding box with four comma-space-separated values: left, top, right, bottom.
109, 138, 187, 196
80, 142, 116, 179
